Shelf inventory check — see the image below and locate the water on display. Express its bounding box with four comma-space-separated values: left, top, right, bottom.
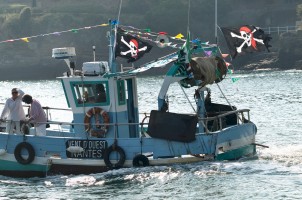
1, 70, 302, 199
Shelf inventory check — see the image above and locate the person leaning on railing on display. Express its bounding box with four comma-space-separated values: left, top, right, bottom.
0, 88, 26, 134
22, 94, 47, 136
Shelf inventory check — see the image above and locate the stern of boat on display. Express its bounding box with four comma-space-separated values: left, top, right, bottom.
214, 122, 257, 160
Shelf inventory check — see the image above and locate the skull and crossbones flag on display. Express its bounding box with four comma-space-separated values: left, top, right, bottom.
115, 28, 152, 62
221, 25, 272, 58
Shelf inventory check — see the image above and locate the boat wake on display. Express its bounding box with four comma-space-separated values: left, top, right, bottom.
258, 144, 302, 167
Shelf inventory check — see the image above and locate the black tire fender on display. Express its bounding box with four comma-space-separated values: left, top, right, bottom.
14, 142, 35, 165
103, 145, 125, 169
132, 154, 149, 167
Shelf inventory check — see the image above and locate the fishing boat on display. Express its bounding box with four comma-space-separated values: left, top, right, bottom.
0, 21, 261, 178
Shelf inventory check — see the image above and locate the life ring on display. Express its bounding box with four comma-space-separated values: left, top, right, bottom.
14, 142, 35, 165
103, 145, 126, 169
132, 154, 149, 167
84, 107, 110, 137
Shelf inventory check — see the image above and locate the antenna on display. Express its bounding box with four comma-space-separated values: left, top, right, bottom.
93, 46, 96, 61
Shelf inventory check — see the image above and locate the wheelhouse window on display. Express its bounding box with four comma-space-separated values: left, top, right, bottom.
117, 80, 126, 105
71, 81, 109, 106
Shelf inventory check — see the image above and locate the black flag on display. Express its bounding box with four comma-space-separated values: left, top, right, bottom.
115, 29, 152, 62
221, 25, 272, 58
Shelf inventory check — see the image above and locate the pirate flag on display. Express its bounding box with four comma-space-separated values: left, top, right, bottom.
115, 29, 152, 62
221, 25, 272, 58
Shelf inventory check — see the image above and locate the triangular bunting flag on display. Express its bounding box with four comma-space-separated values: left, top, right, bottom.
178, 32, 191, 63
192, 38, 201, 44
158, 32, 168, 35
227, 69, 233, 74
204, 51, 212, 57
231, 77, 240, 83
175, 33, 184, 39
21, 38, 29, 42
221, 53, 229, 58
111, 20, 119, 25
225, 62, 231, 67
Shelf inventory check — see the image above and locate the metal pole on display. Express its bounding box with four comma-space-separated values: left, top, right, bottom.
215, 0, 218, 44
93, 46, 96, 62
109, 20, 117, 73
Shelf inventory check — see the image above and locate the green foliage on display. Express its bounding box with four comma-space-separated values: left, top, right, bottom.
0, 4, 27, 14
0, 0, 300, 79
32, 0, 37, 8
2, 14, 21, 37
19, 7, 31, 22
297, 4, 302, 19
47, 4, 106, 14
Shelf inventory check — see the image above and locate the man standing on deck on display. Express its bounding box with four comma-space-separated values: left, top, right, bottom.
0, 88, 26, 134
22, 94, 47, 136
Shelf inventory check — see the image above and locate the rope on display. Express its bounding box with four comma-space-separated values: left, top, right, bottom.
178, 82, 196, 113
215, 82, 234, 110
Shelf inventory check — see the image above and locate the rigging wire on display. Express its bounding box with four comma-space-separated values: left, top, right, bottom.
215, 0, 218, 44
178, 83, 196, 113
215, 82, 234, 110
113, 0, 123, 52
187, 0, 191, 33
117, 0, 123, 23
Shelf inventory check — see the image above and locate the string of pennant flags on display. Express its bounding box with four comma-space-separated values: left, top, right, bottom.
119, 25, 217, 50
0, 20, 209, 49
120, 26, 239, 83
0, 19, 239, 83
0, 23, 110, 44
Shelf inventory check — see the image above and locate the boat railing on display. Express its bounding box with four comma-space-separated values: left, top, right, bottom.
0, 103, 71, 111
0, 106, 251, 136
0, 119, 150, 137
199, 109, 251, 133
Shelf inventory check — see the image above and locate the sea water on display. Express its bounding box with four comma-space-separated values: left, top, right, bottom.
0, 70, 302, 199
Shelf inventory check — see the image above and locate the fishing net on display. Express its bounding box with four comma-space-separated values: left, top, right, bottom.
190, 56, 227, 87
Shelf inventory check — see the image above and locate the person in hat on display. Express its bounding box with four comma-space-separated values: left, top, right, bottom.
0, 88, 26, 134
22, 94, 47, 136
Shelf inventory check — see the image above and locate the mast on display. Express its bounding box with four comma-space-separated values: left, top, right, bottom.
108, 20, 117, 73
215, 0, 218, 44
109, 0, 122, 73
